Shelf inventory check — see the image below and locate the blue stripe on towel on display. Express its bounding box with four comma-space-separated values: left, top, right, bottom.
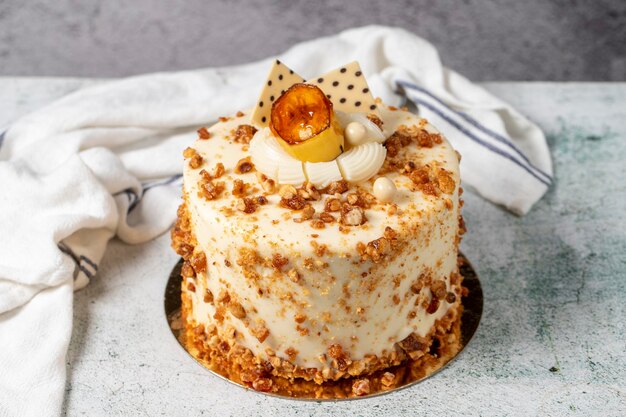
0, 130, 6, 149
126, 174, 183, 213
142, 174, 183, 192
397, 81, 552, 184
58, 243, 97, 280
113, 174, 182, 214
408, 94, 552, 187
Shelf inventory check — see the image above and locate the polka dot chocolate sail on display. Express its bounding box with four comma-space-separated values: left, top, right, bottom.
250, 60, 388, 187
173, 58, 466, 398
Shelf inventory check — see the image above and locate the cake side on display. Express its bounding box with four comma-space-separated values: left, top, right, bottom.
172, 103, 465, 386
173, 200, 465, 393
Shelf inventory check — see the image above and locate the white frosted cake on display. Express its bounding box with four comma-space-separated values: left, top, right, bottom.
171, 60, 465, 397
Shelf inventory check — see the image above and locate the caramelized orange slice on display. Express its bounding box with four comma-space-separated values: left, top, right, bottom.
270, 84, 332, 143
270, 84, 344, 163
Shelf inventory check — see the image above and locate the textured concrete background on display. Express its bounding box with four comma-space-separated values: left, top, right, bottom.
1, 0, 625, 81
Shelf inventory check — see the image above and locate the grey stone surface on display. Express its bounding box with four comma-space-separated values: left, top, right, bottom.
1, 78, 624, 415
0, 0, 625, 81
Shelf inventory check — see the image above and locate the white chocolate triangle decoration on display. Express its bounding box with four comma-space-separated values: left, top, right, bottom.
251, 60, 305, 126
252, 60, 380, 127
307, 61, 379, 115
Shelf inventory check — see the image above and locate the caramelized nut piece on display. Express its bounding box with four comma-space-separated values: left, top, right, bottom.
197, 127, 211, 140
381, 372, 395, 387
212, 162, 225, 178
251, 326, 270, 343
234, 157, 255, 174
236, 197, 257, 214
279, 184, 297, 199
437, 169, 456, 194
229, 302, 247, 319
340, 204, 366, 226
352, 379, 371, 396
183, 147, 203, 169
324, 197, 342, 212
233, 124, 258, 144
232, 179, 248, 197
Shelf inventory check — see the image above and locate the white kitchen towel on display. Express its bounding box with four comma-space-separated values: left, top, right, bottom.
0, 25, 552, 417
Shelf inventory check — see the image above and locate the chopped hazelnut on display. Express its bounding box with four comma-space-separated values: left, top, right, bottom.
426, 297, 440, 314
236, 197, 257, 213
325, 180, 348, 195
396, 333, 428, 359
381, 372, 395, 387
183, 147, 196, 159
197, 127, 211, 140
190, 251, 207, 273
256, 172, 276, 194
279, 184, 297, 199
251, 326, 270, 343
271, 253, 288, 270
310, 219, 326, 229
319, 212, 335, 223
352, 379, 371, 396
233, 124, 257, 144
324, 197, 342, 212
409, 166, 430, 185
303, 182, 321, 200
181, 261, 195, 278
366, 237, 391, 262
198, 178, 225, 200
183, 147, 203, 169
232, 179, 248, 197
234, 157, 255, 174
340, 204, 366, 226
383, 226, 397, 240
437, 169, 456, 194
212, 162, 225, 178
328, 343, 345, 360
229, 302, 247, 319
216, 290, 230, 304
287, 268, 300, 283
431, 280, 447, 299
384, 135, 402, 157
280, 189, 307, 210
299, 204, 315, 221
284, 347, 298, 361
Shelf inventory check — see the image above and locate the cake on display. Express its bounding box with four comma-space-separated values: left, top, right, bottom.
171, 60, 466, 397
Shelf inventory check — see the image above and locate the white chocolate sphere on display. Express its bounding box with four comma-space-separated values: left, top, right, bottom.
373, 177, 397, 202
344, 122, 367, 146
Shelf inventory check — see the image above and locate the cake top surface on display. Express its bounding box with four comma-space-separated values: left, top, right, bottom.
183, 105, 459, 254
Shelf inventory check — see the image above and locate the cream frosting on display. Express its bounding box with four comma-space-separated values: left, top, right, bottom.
182, 104, 461, 369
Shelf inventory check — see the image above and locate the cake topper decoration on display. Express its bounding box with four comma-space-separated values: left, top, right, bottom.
252, 60, 379, 128
269, 83, 344, 163
251, 60, 305, 127
306, 61, 378, 115
249, 59, 387, 187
